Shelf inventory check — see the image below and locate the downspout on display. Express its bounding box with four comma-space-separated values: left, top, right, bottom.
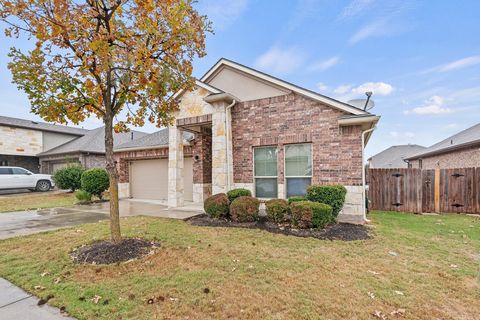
225, 100, 236, 191
361, 126, 376, 223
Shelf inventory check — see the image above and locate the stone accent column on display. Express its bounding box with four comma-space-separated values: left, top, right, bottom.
211, 102, 228, 194
168, 125, 184, 207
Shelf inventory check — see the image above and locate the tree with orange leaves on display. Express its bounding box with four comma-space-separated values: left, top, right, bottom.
0, 0, 211, 243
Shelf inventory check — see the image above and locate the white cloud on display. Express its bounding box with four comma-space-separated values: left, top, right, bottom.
254, 47, 305, 74
390, 131, 415, 139
333, 84, 353, 94
351, 82, 394, 96
389, 131, 399, 138
339, 0, 375, 19
349, 20, 389, 44
405, 95, 453, 115
405, 132, 415, 138
200, 0, 248, 30
427, 55, 480, 73
316, 82, 329, 92
310, 56, 340, 72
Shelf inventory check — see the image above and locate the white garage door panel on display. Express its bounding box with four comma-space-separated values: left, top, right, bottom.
130, 159, 168, 200
130, 157, 193, 202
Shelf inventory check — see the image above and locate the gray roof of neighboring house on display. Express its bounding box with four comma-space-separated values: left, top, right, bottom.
369, 144, 427, 168
0, 115, 89, 136
38, 127, 148, 156
114, 128, 194, 151
406, 123, 480, 160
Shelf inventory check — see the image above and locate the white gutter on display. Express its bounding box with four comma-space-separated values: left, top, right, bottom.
361, 126, 376, 223
225, 99, 236, 190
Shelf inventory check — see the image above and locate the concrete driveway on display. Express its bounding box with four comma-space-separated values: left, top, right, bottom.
0, 199, 202, 240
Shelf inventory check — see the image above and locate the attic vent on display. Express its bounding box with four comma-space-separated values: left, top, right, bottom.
450, 139, 453, 144
31, 121, 38, 124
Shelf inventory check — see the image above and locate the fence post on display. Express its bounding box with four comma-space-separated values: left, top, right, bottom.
434, 168, 440, 213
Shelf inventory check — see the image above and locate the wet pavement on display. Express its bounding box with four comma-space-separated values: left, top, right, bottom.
0, 199, 203, 240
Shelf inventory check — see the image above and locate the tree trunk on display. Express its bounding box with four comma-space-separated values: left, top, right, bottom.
104, 110, 122, 243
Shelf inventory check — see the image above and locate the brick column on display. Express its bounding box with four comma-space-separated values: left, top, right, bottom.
168, 125, 184, 207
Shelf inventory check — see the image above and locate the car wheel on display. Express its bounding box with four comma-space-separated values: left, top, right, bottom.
36, 180, 51, 192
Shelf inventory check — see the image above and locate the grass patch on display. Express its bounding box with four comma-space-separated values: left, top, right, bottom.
0, 211, 478, 319
0, 192, 77, 212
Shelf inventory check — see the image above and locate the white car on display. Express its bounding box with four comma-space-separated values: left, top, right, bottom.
0, 167, 55, 192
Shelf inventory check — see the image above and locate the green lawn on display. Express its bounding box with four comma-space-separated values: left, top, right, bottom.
0, 192, 77, 212
0, 211, 478, 319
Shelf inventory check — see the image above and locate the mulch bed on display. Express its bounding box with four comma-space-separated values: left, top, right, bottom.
71, 238, 160, 265
76, 199, 109, 205
186, 215, 371, 241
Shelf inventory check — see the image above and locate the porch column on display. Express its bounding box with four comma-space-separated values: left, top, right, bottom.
168, 125, 184, 207
211, 102, 228, 194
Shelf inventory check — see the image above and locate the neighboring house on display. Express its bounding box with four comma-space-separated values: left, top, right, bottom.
0, 116, 89, 173
114, 58, 380, 224
38, 127, 147, 174
368, 144, 426, 168
406, 123, 480, 169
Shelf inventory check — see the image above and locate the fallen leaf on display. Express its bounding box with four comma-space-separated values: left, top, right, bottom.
391, 308, 406, 316
54, 278, 61, 284
450, 264, 458, 268
372, 310, 388, 319
40, 272, 50, 277
34, 285, 46, 290
388, 251, 398, 256
368, 270, 380, 275
368, 292, 375, 299
394, 290, 404, 296
91, 295, 102, 304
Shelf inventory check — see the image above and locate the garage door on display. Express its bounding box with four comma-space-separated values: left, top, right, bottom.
130, 157, 193, 201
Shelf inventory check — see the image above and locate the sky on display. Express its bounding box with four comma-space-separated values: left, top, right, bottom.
0, 0, 479, 159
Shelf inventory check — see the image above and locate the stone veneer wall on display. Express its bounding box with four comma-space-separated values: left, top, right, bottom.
0, 125, 43, 156
409, 145, 480, 169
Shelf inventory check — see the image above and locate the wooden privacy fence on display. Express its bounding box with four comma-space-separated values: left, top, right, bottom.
368, 167, 480, 214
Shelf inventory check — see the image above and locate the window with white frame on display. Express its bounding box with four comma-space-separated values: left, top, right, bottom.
254, 146, 277, 198
285, 143, 312, 198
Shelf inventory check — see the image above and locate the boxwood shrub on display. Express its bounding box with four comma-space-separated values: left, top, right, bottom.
75, 190, 92, 202
204, 193, 230, 218
230, 196, 260, 222
52, 165, 84, 191
265, 199, 289, 223
81, 168, 109, 199
227, 188, 252, 203
290, 201, 333, 229
306, 184, 347, 218
287, 196, 305, 204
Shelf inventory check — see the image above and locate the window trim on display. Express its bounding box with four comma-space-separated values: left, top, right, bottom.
284, 143, 313, 198
253, 145, 278, 199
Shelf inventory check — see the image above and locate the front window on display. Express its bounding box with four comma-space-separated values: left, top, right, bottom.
285, 143, 312, 197
254, 146, 277, 198
12, 168, 30, 175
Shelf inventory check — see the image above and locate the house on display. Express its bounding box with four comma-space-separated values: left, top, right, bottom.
0, 115, 147, 174
406, 123, 480, 169
114, 58, 380, 224
0, 115, 89, 173
368, 144, 426, 168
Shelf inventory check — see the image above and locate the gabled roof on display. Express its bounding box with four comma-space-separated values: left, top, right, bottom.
369, 144, 427, 168
172, 79, 223, 100
0, 115, 89, 136
38, 127, 148, 156
406, 123, 480, 160
114, 128, 193, 151
200, 58, 370, 116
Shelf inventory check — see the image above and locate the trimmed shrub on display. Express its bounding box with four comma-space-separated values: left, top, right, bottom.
290, 201, 333, 229
227, 188, 252, 203
81, 168, 109, 199
204, 193, 230, 218
52, 165, 84, 191
75, 190, 92, 202
230, 196, 260, 222
306, 185, 347, 218
287, 196, 305, 204
266, 199, 289, 223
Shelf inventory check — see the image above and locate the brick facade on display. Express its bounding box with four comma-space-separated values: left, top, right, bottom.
39, 153, 107, 174
409, 145, 480, 169
231, 93, 363, 186
192, 131, 212, 184
0, 155, 40, 173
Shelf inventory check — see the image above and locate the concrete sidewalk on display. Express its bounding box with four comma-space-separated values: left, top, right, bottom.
0, 278, 74, 319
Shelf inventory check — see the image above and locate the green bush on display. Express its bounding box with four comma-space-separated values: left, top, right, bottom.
75, 190, 92, 202
290, 201, 333, 229
287, 196, 305, 204
306, 185, 347, 218
227, 188, 252, 203
81, 168, 109, 199
52, 165, 84, 191
204, 193, 230, 218
265, 199, 289, 223
230, 196, 260, 222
